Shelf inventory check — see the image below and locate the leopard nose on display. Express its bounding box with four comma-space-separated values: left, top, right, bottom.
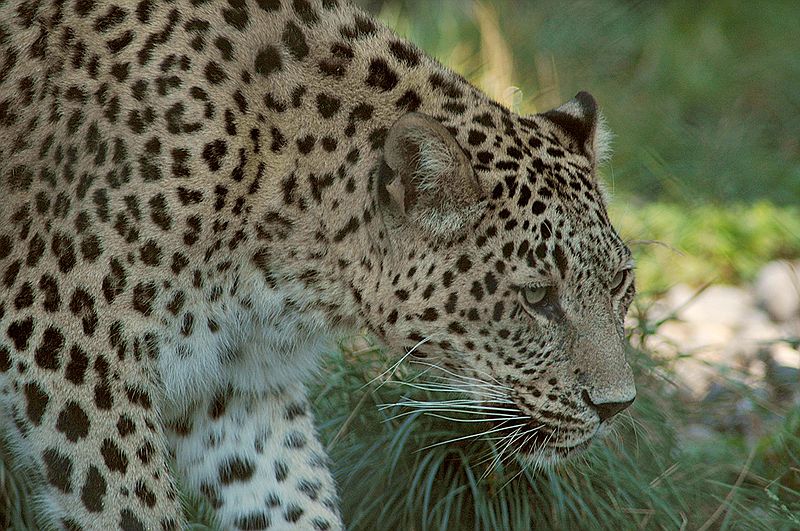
582, 390, 635, 422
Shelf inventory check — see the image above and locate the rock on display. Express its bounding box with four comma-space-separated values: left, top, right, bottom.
771, 342, 800, 368
677, 285, 753, 328
754, 260, 800, 322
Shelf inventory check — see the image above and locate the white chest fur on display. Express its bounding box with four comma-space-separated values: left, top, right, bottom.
157, 271, 335, 417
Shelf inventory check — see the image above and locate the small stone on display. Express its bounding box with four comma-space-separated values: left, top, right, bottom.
754, 260, 800, 322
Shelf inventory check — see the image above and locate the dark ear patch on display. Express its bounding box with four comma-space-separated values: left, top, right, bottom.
541, 91, 598, 155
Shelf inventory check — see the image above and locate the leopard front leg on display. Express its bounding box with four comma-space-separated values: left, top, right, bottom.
0, 366, 183, 530
167, 382, 342, 530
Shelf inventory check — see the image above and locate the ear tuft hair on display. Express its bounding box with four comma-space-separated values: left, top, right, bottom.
593, 111, 613, 166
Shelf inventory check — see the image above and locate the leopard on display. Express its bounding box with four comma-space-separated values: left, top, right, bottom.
0, 0, 637, 528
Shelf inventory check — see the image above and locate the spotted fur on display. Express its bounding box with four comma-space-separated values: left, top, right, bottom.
0, 0, 635, 528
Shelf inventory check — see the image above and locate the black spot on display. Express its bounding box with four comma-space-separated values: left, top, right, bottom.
146, 195, 172, 232
256, 0, 280, 12
312, 518, 332, 531
125, 385, 152, 409
293, 0, 319, 25
0, 234, 11, 260
117, 415, 136, 437
284, 431, 306, 449
420, 308, 438, 321
202, 139, 227, 171
456, 255, 472, 272
209, 392, 228, 419
395, 90, 421, 112
282, 22, 309, 60
102, 258, 127, 304
291, 85, 306, 107
366, 58, 398, 91
388, 40, 420, 67
284, 504, 304, 523
132, 282, 157, 316
101, 438, 128, 474
24, 382, 49, 425
43, 448, 73, 493
139, 240, 162, 266
316, 93, 341, 119
554, 244, 568, 278
65, 345, 89, 385
443, 101, 466, 114
274, 460, 289, 482
321, 137, 337, 151
35, 326, 64, 370
284, 402, 306, 421
200, 482, 223, 509
216, 36, 235, 61
264, 92, 287, 112
134, 480, 156, 508
57, 401, 90, 442
205, 61, 228, 84
223, 0, 249, 31
540, 221, 553, 239
270, 127, 287, 152
120, 510, 146, 531
3, 259, 20, 288
108, 30, 134, 54
7, 317, 34, 351
0, 347, 10, 373
219, 456, 256, 484
26, 234, 45, 266
297, 135, 315, 154
531, 200, 546, 215
333, 216, 359, 242
235, 512, 272, 530
468, 130, 486, 146
484, 272, 498, 294
36, 275, 60, 313
51, 232, 77, 273
429, 73, 463, 98
14, 282, 34, 309
81, 466, 106, 513
255, 45, 282, 76
470, 281, 484, 301
180, 312, 194, 337
69, 288, 98, 336
340, 14, 376, 40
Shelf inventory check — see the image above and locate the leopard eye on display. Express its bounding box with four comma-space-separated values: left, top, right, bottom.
611, 269, 630, 295
522, 286, 547, 306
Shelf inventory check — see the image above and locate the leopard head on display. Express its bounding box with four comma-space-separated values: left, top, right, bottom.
367, 92, 636, 462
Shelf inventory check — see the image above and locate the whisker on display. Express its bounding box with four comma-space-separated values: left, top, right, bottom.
408, 360, 514, 391
418, 422, 528, 451
363, 335, 433, 390
416, 413, 530, 423
380, 401, 521, 414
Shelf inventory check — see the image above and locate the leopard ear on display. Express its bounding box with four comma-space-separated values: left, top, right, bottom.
541, 91, 611, 164
381, 112, 484, 238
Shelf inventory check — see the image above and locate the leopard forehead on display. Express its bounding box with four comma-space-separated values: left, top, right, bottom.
0, 0, 635, 526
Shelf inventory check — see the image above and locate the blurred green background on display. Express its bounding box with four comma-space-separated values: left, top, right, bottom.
364, 0, 800, 205
2, 1, 799, 529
